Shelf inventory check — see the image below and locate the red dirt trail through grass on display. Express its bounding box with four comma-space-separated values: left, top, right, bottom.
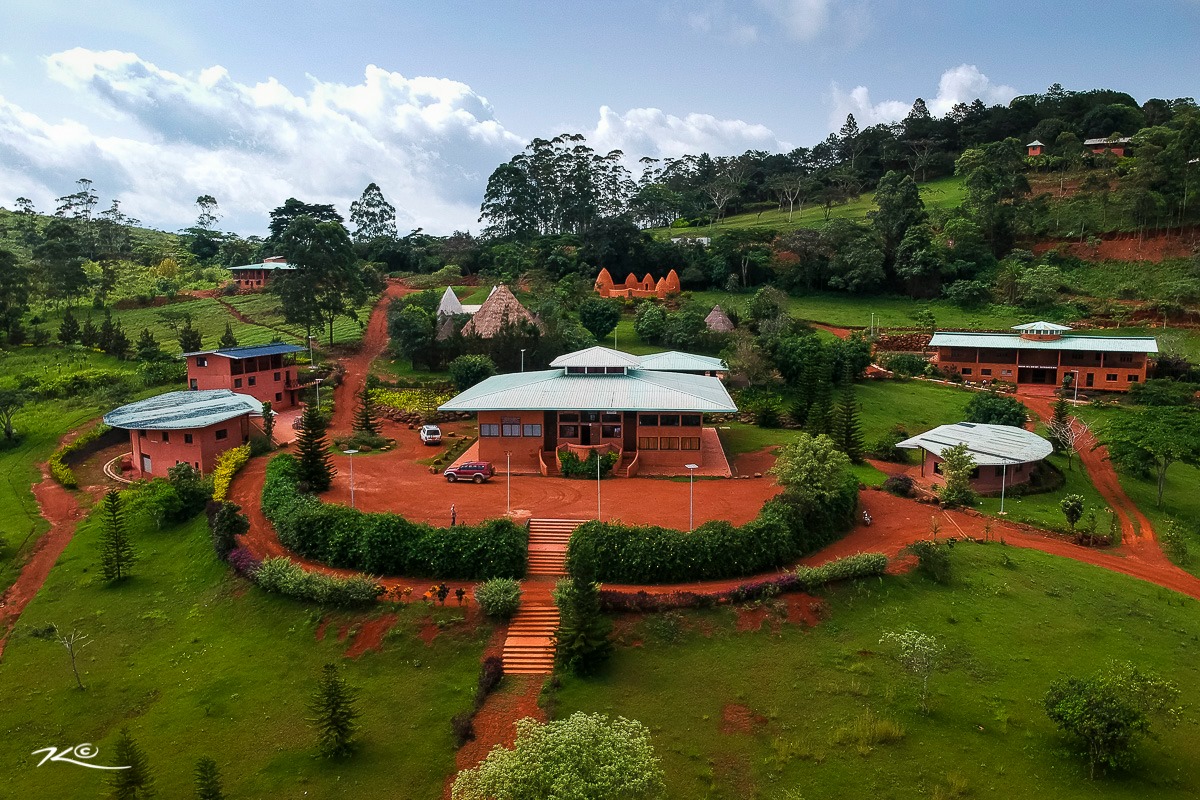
330, 279, 414, 435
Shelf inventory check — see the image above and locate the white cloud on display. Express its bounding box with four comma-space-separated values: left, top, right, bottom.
829, 64, 1018, 130
754, 0, 832, 41
588, 106, 790, 161
3, 48, 526, 235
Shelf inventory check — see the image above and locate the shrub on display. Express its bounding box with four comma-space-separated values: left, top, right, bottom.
882, 475, 915, 497
1160, 520, 1191, 565
210, 444, 251, 502
558, 448, 618, 478
474, 578, 522, 619
227, 546, 262, 578
262, 455, 526, 579
451, 712, 476, 748
254, 556, 382, 607
883, 353, 929, 377
206, 500, 250, 561
869, 425, 912, 463
904, 539, 953, 584
48, 423, 113, 488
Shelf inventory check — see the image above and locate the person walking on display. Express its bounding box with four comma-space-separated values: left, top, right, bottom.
450, 504, 456, 526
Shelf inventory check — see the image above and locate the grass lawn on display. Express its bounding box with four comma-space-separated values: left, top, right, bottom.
555, 544, 1200, 799
226, 292, 376, 347
856, 379, 972, 444
0, 507, 491, 798
975, 451, 1111, 533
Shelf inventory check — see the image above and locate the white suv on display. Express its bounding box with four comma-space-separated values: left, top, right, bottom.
419, 424, 442, 445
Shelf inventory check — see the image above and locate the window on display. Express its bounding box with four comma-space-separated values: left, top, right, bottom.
583, 411, 599, 423
139, 430, 147, 438
1002, 369, 1012, 376
184, 433, 193, 444
162, 432, 170, 443
234, 378, 243, 388
559, 413, 580, 423
566, 367, 585, 374
601, 425, 621, 438
1127, 374, 1139, 383
601, 412, 621, 423
274, 371, 281, 380
637, 436, 658, 450
215, 429, 228, 440
196, 357, 207, 367
680, 437, 700, 451
559, 425, 578, 439
638, 414, 658, 426
480, 424, 500, 437
1106, 373, 1118, 382
659, 414, 680, 427
501, 417, 521, 436
275, 393, 283, 401
961, 368, 973, 376
1119, 354, 1133, 363
523, 424, 542, 437
680, 414, 701, 427
586, 366, 606, 374
605, 367, 625, 374
980, 369, 992, 376
248, 376, 256, 387
189, 379, 198, 390
659, 437, 680, 450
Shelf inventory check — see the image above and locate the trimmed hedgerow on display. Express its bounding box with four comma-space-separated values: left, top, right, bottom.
210, 443, 251, 502
261, 454, 526, 579
48, 423, 113, 488
254, 556, 383, 607
566, 476, 858, 584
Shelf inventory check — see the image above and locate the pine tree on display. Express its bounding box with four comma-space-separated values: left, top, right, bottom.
352, 380, 378, 436
805, 385, 833, 436
107, 727, 154, 799
106, 320, 130, 358
308, 662, 361, 758
135, 328, 162, 362
98, 309, 117, 353
179, 318, 203, 353
98, 489, 136, 582
553, 560, 612, 675
58, 309, 80, 344
295, 401, 335, 491
261, 400, 275, 445
218, 322, 238, 349
1050, 396, 1071, 451
194, 756, 226, 800
831, 384, 865, 463
80, 317, 99, 348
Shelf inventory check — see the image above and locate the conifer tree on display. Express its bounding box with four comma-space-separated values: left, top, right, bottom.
1050, 396, 1071, 451
58, 309, 80, 344
135, 328, 162, 362
831, 384, 865, 463
98, 309, 117, 353
218, 322, 238, 349
194, 756, 226, 800
178, 318, 202, 353
99, 489, 136, 582
295, 401, 335, 491
106, 320, 130, 358
553, 560, 613, 675
80, 316, 99, 348
261, 400, 275, 445
308, 662, 361, 758
107, 727, 154, 799
805, 388, 833, 436
352, 380, 379, 436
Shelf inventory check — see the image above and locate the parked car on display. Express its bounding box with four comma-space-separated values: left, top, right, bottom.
419, 424, 442, 445
444, 461, 495, 483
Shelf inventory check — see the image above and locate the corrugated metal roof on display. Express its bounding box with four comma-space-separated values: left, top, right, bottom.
1084, 137, 1132, 146
551, 347, 641, 369
182, 343, 307, 359
897, 422, 1052, 465
1011, 321, 1072, 331
437, 286, 464, 316
104, 390, 261, 430
228, 261, 296, 271
928, 332, 1158, 354
637, 351, 728, 372
439, 368, 737, 413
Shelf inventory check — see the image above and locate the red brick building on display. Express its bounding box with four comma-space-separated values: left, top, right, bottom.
1026, 140, 1045, 157
184, 343, 307, 409
897, 422, 1053, 494
929, 322, 1156, 392
228, 256, 295, 291
103, 390, 261, 478
593, 268, 681, 300
1084, 136, 1132, 157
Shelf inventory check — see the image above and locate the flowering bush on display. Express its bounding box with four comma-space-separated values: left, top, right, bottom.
48, 423, 113, 488
210, 443, 251, 502
475, 578, 522, 619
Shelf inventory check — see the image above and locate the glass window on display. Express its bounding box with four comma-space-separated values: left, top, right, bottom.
680, 414, 701, 427
659, 437, 680, 450
961, 368, 973, 376
523, 424, 542, 437
501, 417, 521, 436
638, 436, 658, 450
659, 414, 679, 427
605, 366, 624, 374
480, 424, 500, 437
601, 412, 621, 423
638, 414, 658, 426
980, 369, 992, 376
184, 433, 193, 444
559, 425, 578, 439
215, 429, 228, 440
559, 413, 580, 423
274, 371, 281, 380
1106, 374, 1117, 382
234, 378, 243, 388
275, 393, 282, 401
196, 357, 207, 367
566, 366, 585, 374
601, 425, 621, 438
1120, 354, 1132, 363
586, 366, 605, 374
584, 411, 599, 422
162, 432, 170, 442
681, 437, 700, 451
248, 376, 256, 386
1127, 374, 1139, 382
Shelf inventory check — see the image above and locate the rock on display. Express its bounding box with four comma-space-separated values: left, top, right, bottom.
754, 472, 762, 478
358, 444, 372, 452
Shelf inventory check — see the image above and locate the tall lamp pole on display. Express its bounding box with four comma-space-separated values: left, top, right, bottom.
685, 463, 699, 531
999, 457, 1009, 516
343, 449, 359, 509
308, 336, 315, 366
1069, 369, 1080, 403
506, 451, 512, 515
596, 451, 602, 521
313, 377, 323, 411
520, 349, 526, 373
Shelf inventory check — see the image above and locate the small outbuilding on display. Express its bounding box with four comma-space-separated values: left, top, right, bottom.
704, 304, 734, 333
896, 422, 1053, 493
1026, 140, 1045, 157
103, 389, 261, 478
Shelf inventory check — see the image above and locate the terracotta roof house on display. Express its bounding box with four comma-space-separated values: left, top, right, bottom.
928, 322, 1156, 391
460, 285, 538, 339
705, 304, 735, 333
439, 345, 736, 476
183, 343, 308, 409
103, 390, 261, 478
228, 256, 295, 291
897, 422, 1053, 493
594, 268, 682, 299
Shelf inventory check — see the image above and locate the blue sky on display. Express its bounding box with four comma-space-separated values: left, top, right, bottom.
1, 1, 1197, 236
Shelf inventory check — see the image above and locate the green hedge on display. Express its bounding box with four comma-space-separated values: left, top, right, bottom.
261, 454, 526, 579
48, 423, 113, 489
254, 557, 383, 607
566, 475, 859, 584
559, 449, 618, 478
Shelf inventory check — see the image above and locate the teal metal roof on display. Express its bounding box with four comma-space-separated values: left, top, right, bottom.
228, 261, 295, 271
929, 331, 1157, 354
104, 390, 262, 431
897, 422, 1053, 466
439, 368, 737, 413
551, 346, 641, 369
637, 351, 728, 372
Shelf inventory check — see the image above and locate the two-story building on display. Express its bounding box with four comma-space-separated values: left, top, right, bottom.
438, 346, 735, 476
929, 322, 1156, 392
184, 343, 307, 409
228, 256, 295, 291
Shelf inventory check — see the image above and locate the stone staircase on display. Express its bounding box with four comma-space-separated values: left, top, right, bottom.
501, 519, 585, 675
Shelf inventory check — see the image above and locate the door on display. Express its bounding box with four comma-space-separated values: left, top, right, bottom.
623, 412, 637, 451
141, 454, 152, 475
580, 425, 592, 446
543, 411, 556, 451
1085, 373, 1094, 387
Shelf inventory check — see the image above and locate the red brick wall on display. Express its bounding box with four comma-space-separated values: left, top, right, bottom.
127, 415, 251, 478
919, 451, 1035, 493
935, 347, 1147, 391
187, 355, 300, 408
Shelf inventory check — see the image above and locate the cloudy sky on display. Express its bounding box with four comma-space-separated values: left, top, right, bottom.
1, 1, 1197, 237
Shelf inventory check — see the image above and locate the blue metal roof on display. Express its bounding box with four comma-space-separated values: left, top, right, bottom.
104, 390, 262, 430
182, 343, 306, 360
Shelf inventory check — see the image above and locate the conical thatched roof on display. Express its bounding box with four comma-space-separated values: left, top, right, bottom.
705, 304, 734, 333
437, 286, 464, 316
435, 315, 459, 341
461, 285, 537, 339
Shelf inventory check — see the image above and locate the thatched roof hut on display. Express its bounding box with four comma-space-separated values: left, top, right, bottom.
460, 285, 538, 339
705, 304, 734, 333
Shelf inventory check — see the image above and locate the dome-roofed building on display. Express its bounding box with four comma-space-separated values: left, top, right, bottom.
897, 422, 1054, 493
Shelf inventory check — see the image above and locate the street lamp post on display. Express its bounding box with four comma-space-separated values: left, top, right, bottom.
506, 451, 512, 515
308, 336, 315, 366
520, 349, 526, 373
313, 377, 323, 411
685, 463, 699, 531
596, 451, 602, 521
1069, 369, 1080, 403
343, 449, 359, 509
999, 457, 1009, 516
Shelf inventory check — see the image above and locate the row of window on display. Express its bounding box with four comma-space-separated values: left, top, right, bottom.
638, 437, 701, 451
565, 366, 627, 374
558, 425, 622, 439
480, 422, 543, 438
559, 412, 621, 423
638, 414, 702, 427
139, 429, 227, 443
961, 368, 1139, 383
